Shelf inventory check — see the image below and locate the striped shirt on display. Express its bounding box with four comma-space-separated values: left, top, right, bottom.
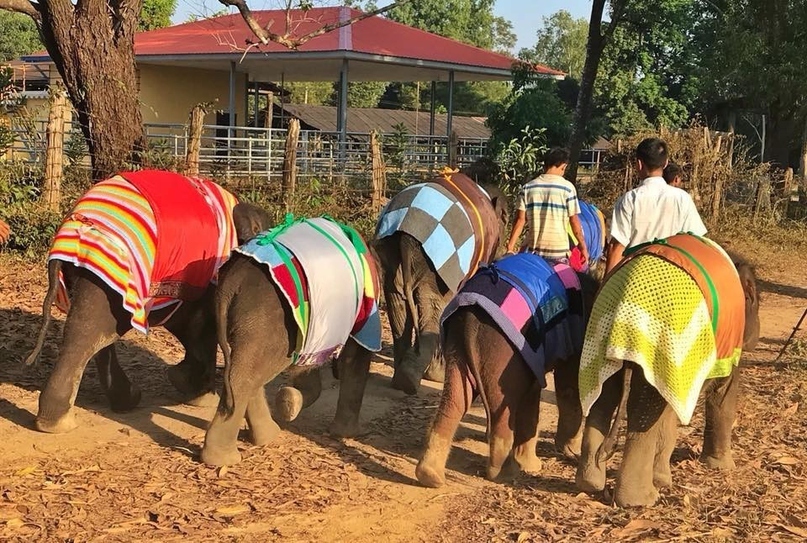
516, 174, 581, 259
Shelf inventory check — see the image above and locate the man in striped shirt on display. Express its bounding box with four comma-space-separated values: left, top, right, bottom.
505, 147, 589, 264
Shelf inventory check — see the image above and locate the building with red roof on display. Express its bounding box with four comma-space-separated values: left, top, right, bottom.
20, 6, 562, 139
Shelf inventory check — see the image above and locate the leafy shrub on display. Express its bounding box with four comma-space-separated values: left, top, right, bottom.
491, 125, 548, 194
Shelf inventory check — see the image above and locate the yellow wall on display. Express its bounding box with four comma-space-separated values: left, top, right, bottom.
138, 64, 248, 125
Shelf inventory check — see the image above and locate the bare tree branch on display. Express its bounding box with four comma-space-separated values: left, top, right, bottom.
218, 0, 402, 50
0, 0, 41, 21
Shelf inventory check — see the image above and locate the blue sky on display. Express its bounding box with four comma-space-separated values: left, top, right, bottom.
171, 0, 592, 52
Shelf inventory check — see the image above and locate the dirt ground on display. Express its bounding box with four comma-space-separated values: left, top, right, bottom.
0, 234, 805, 542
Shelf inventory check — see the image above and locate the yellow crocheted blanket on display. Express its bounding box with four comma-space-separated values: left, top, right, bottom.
579, 254, 742, 425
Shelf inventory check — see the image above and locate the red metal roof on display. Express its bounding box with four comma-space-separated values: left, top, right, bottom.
126, 7, 562, 75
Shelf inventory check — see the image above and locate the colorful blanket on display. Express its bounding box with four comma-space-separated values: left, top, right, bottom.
579, 234, 745, 425
441, 253, 585, 384
236, 215, 381, 366
567, 200, 606, 270
375, 169, 499, 292
50, 172, 238, 333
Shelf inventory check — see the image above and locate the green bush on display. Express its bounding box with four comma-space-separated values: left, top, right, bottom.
0, 160, 62, 255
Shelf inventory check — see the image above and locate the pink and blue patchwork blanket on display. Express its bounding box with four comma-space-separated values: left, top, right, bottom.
441, 253, 585, 384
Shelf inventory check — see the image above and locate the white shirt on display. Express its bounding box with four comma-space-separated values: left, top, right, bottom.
610, 176, 707, 249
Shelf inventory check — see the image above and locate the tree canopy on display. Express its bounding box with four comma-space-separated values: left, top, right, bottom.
0, 11, 41, 62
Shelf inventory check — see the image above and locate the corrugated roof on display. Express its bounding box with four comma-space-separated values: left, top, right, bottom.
24, 7, 563, 78
277, 103, 490, 139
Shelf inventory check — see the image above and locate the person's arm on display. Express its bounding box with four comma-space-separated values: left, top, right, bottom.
505, 209, 526, 253
569, 214, 589, 262
605, 238, 625, 274
0, 219, 9, 245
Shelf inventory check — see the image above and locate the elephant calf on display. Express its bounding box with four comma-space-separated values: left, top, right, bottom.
201, 216, 382, 467
25, 170, 270, 434
575, 234, 760, 507
416, 253, 599, 487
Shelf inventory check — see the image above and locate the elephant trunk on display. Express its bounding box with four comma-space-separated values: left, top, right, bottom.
596, 364, 632, 465
24, 259, 62, 366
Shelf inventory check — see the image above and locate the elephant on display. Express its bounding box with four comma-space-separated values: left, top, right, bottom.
200, 216, 382, 467
575, 234, 760, 507
373, 166, 509, 396
24, 170, 272, 434
415, 253, 600, 487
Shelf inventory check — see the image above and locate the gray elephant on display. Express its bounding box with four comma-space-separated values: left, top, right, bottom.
575, 234, 760, 507
373, 167, 509, 395
200, 216, 382, 467
416, 253, 599, 487
25, 170, 271, 434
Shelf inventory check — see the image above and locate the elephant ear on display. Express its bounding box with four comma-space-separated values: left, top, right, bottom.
232, 202, 272, 244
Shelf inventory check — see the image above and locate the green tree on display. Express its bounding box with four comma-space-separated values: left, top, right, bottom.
339, 81, 387, 108
283, 82, 333, 105
0, 12, 42, 61
521, 10, 588, 79
139, 0, 177, 31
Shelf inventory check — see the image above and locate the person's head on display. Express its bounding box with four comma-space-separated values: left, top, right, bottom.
543, 147, 570, 175
663, 162, 684, 188
635, 137, 669, 177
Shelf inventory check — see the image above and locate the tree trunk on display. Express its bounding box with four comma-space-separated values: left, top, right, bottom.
37, 0, 145, 181
565, 0, 608, 184
185, 104, 206, 177
282, 118, 300, 213
800, 116, 807, 184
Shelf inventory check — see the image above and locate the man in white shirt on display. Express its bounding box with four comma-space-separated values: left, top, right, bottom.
605, 138, 707, 273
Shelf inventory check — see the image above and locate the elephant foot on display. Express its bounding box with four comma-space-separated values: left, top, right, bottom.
108, 383, 142, 413
653, 462, 673, 488
274, 387, 304, 422
576, 461, 606, 493
391, 366, 421, 396
422, 360, 445, 383
249, 417, 281, 447
184, 391, 220, 408
514, 451, 543, 475
415, 460, 446, 488
166, 363, 201, 396
329, 415, 360, 438
35, 411, 78, 434
555, 435, 582, 460
615, 483, 660, 508
200, 443, 242, 467
701, 452, 735, 470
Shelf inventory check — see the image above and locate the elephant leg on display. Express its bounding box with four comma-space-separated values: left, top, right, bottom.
512, 380, 543, 475
416, 356, 475, 488
387, 290, 413, 370
163, 298, 219, 407
701, 369, 740, 470
94, 345, 141, 413
392, 287, 441, 395
246, 387, 281, 446
553, 357, 584, 459
576, 370, 623, 493
275, 367, 322, 422
330, 339, 372, 438
201, 342, 268, 466
36, 274, 124, 433
614, 368, 676, 508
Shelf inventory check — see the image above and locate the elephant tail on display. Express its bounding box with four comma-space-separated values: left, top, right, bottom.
596, 364, 632, 465
24, 259, 61, 366
216, 278, 236, 418
399, 235, 420, 344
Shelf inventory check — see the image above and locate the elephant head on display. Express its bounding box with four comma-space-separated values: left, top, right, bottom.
232, 202, 273, 244
727, 252, 760, 351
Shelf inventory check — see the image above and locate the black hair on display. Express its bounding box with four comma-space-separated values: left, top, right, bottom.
543, 147, 570, 170
663, 162, 683, 184
636, 138, 668, 170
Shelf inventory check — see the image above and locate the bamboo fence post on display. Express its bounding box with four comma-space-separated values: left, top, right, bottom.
185, 104, 206, 176
42, 89, 67, 211
448, 130, 459, 168
283, 118, 300, 212
370, 130, 387, 213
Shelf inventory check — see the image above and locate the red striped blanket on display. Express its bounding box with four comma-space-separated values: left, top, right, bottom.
50, 171, 238, 333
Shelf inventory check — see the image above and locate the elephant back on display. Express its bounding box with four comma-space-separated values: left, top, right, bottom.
49, 170, 238, 334
579, 233, 746, 425
235, 215, 382, 366
375, 169, 499, 292
441, 253, 587, 383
